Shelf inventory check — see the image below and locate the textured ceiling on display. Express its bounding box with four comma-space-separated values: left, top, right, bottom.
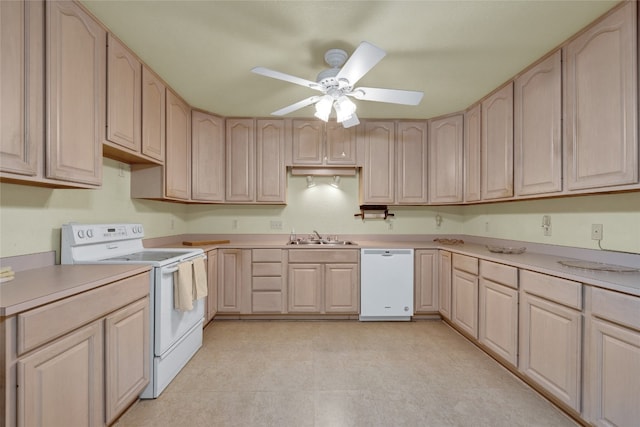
81, 0, 618, 120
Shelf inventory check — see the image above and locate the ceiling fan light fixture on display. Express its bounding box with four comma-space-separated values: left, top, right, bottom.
314, 95, 333, 122
334, 96, 356, 123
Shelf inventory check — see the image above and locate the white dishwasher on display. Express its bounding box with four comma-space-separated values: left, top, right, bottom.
360, 248, 414, 321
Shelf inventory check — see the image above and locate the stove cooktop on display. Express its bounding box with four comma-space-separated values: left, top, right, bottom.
101, 251, 193, 263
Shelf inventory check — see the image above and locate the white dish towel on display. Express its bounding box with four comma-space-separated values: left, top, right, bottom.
193, 257, 208, 299
174, 260, 194, 311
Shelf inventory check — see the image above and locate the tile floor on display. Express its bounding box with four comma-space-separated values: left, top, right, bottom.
115, 320, 578, 427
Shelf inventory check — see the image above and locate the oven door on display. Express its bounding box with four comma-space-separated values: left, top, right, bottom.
154, 256, 205, 356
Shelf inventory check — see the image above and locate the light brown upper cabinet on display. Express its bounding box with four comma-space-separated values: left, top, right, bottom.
396, 121, 428, 204
0, 0, 41, 179
46, 0, 105, 186
226, 118, 285, 204
226, 118, 255, 202
256, 119, 286, 203
429, 114, 463, 204
141, 66, 165, 163
165, 89, 191, 200
191, 111, 225, 202
563, 1, 638, 192
291, 119, 357, 166
104, 34, 142, 161
360, 120, 396, 204
481, 82, 514, 200
514, 50, 562, 197
463, 104, 482, 202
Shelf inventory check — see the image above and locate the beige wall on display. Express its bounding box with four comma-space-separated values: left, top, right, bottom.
1, 158, 638, 258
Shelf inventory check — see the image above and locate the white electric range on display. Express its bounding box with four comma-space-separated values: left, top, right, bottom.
61, 223, 205, 399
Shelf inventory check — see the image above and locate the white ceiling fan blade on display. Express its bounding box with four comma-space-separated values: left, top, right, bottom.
336, 41, 386, 86
252, 67, 323, 91
350, 87, 424, 105
271, 96, 320, 116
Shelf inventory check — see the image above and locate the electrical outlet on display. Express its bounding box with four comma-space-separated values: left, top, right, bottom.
270, 220, 283, 230
232, 219, 239, 230
591, 224, 603, 241
485, 221, 490, 232
542, 215, 552, 236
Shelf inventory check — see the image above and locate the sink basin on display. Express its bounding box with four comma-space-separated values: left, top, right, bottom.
288, 240, 357, 246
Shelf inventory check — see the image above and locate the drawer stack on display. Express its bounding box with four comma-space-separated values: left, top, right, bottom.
251, 249, 286, 313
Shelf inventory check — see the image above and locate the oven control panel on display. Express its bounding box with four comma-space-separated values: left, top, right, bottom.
62, 223, 144, 245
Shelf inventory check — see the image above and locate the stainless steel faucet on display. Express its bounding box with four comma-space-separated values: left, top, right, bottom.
313, 230, 323, 240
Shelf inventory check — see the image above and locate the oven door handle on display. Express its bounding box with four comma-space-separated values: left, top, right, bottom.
163, 256, 207, 275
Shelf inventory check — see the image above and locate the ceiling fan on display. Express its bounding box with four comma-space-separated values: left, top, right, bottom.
251, 41, 424, 128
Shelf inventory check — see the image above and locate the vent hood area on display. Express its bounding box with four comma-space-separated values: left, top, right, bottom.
289, 166, 358, 177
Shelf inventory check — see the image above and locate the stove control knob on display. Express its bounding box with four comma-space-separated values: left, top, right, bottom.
87, 229, 94, 238
77, 230, 85, 239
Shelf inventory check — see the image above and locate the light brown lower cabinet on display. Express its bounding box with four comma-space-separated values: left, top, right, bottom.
478, 260, 518, 366
414, 249, 439, 314
288, 249, 359, 314
519, 270, 582, 412
217, 249, 251, 314
104, 297, 150, 424
205, 249, 218, 323
438, 251, 452, 319
451, 254, 479, 338
17, 321, 104, 427
584, 287, 640, 427
9, 272, 150, 427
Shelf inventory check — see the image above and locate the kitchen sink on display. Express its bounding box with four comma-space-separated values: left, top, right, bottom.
288, 240, 357, 246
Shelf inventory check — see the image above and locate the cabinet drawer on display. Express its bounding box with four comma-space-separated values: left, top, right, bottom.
17, 273, 149, 355
480, 260, 518, 289
520, 269, 582, 309
252, 262, 282, 276
252, 291, 283, 312
289, 249, 358, 263
252, 249, 282, 262
589, 286, 640, 330
253, 276, 283, 291
452, 253, 478, 275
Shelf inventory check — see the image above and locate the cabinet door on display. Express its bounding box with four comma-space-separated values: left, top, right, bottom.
481, 82, 513, 200
105, 297, 150, 425
165, 90, 191, 200
192, 111, 225, 201
226, 118, 255, 202
325, 263, 358, 313
106, 34, 141, 153
414, 250, 438, 313
519, 292, 581, 411
463, 104, 481, 202
361, 121, 395, 204
479, 279, 518, 366
288, 264, 322, 313
429, 115, 463, 204
438, 251, 452, 319
564, 1, 637, 191
586, 317, 640, 427
0, 0, 40, 177
256, 119, 286, 203
291, 119, 323, 165
396, 121, 428, 204
217, 249, 245, 313
326, 122, 357, 165
46, 0, 104, 186
206, 250, 218, 322
17, 321, 103, 427
451, 268, 478, 338
514, 50, 562, 196
141, 66, 165, 162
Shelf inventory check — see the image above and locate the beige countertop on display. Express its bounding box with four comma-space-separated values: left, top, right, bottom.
0, 264, 152, 316
149, 237, 640, 297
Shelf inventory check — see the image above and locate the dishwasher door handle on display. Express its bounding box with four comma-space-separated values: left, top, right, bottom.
382, 252, 393, 257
